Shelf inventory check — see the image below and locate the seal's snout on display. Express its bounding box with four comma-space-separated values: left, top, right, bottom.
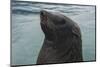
40, 10, 45, 16
40, 10, 48, 23
40, 10, 48, 16
40, 10, 51, 16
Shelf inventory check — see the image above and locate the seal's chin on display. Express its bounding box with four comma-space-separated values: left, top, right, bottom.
40, 22, 55, 41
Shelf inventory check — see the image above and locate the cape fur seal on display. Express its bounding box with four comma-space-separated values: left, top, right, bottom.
37, 10, 83, 64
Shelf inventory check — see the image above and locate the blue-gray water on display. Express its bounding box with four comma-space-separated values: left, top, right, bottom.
11, 1, 96, 65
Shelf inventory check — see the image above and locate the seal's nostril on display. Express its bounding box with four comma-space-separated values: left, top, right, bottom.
41, 11, 44, 16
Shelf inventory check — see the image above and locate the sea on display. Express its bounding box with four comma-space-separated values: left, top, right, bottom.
11, 1, 96, 65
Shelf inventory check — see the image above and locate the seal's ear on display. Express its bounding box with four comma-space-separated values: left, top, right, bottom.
72, 24, 81, 38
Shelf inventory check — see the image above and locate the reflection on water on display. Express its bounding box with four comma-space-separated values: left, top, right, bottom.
11, 1, 96, 65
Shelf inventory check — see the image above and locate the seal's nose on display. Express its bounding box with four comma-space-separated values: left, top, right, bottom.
40, 10, 46, 16
40, 11, 44, 16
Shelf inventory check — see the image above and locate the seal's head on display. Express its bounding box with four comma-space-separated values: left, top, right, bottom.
40, 10, 81, 42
